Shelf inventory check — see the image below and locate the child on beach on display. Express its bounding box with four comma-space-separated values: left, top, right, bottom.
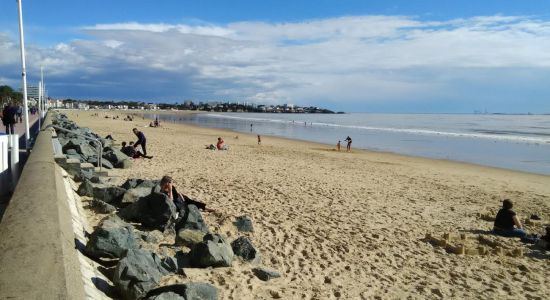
257, 135, 261, 145
493, 199, 538, 243
337, 140, 341, 151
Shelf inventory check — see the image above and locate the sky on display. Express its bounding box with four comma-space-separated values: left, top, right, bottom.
1, 0, 550, 113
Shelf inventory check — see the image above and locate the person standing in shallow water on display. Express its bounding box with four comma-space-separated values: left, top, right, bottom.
344, 136, 352, 152
133, 128, 148, 156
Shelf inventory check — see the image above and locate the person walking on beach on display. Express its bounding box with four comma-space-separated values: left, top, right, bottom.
344, 136, 352, 152
2, 102, 16, 134
257, 134, 261, 145
132, 128, 148, 156
336, 140, 341, 151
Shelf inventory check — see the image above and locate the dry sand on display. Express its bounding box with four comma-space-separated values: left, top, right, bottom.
68, 110, 549, 299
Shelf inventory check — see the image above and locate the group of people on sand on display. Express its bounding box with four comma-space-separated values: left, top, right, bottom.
206, 137, 228, 150
492, 199, 549, 249
120, 128, 153, 159
149, 117, 161, 128
336, 136, 352, 152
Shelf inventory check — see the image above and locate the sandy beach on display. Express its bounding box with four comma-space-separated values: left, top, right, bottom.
67, 110, 549, 299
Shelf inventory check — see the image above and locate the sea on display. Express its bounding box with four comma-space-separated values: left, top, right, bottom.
145, 112, 550, 175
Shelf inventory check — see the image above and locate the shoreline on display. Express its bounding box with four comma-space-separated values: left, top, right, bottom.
136, 109, 550, 179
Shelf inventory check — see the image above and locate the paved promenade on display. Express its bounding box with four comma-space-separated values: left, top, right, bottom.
0, 113, 40, 221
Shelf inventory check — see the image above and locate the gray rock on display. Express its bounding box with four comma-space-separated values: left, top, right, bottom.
234, 215, 254, 232
176, 229, 206, 248
103, 148, 130, 166
93, 185, 126, 204
63, 138, 97, 159
99, 137, 113, 148
140, 230, 164, 243
66, 149, 78, 155
77, 179, 95, 197
231, 236, 260, 263
85, 215, 138, 259
147, 291, 184, 300
78, 143, 98, 159
119, 191, 177, 231
121, 178, 144, 190
121, 179, 159, 190
116, 159, 133, 169
160, 256, 179, 274
90, 176, 109, 184
176, 204, 209, 233
113, 249, 170, 300
252, 267, 281, 281
122, 187, 152, 204
138, 180, 160, 189
88, 156, 114, 169
189, 233, 234, 268
91, 199, 117, 214
145, 283, 218, 300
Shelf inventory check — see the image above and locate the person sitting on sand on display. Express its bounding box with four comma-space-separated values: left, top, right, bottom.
493, 199, 537, 243
216, 137, 228, 150
121, 141, 152, 159
159, 175, 215, 213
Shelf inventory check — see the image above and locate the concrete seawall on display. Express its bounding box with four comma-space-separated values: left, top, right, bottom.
0, 113, 85, 299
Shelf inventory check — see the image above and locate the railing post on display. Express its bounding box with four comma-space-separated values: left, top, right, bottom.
43, 125, 103, 171
9, 135, 20, 187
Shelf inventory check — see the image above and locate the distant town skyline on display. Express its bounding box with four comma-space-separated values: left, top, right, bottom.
1, 1, 550, 113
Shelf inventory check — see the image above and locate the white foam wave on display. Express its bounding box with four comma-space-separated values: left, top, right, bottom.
204, 114, 550, 144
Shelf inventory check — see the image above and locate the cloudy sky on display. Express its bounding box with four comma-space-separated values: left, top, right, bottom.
1, 0, 550, 113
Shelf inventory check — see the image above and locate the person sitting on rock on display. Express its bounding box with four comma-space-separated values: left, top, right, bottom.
159, 175, 215, 213
493, 199, 538, 243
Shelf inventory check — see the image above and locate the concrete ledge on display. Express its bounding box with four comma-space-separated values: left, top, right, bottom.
0, 113, 85, 299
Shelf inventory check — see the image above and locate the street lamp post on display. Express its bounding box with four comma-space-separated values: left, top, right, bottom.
16, 0, 30, 150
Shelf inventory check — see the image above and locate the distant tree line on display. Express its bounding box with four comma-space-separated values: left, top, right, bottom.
0, 85, 23, 106
72, 98, 337, 114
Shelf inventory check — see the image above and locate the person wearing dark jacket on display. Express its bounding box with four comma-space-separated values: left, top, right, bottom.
492, 199, 540, 244
2, 103, 16, 134
132, 128, 148, 156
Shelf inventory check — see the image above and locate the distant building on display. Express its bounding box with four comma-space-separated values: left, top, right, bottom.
145, 103, 158, 110
77, 103, 89, 110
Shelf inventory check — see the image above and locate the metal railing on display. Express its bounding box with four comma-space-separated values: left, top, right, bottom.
0, 134, 20, 193
43, 125, 103, 171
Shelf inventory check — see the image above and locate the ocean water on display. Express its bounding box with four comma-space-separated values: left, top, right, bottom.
146, 112, 550, 175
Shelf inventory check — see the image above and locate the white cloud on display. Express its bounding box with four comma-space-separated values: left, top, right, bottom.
2, 15, 550, 109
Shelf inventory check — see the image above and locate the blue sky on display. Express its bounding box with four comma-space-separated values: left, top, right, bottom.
1, 1, 550, 112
